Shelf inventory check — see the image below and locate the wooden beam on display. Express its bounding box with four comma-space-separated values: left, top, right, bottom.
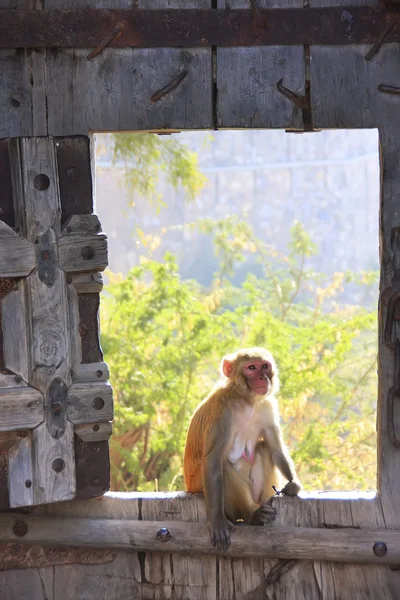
0, 388, 43, 432
0, 515, 399, 564
0, 222, 35, 278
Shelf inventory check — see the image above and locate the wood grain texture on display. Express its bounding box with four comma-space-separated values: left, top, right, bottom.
0, 513, 400, 564
8, 137, 76, 506
67, 283, 82, 374
8, 434, 34, 507
69, 272, 104, 293
46, 48, 212, 135
1, 282, 30, 382
216, 0, 304, 130
72, 362, 110, 383
58, 234, 108, 273
0, 140, 15, 228
32, 422, 76, 504
67, 382, 113, 424
75, 421, 112, 442
0, 222, 35, 278
0, 49, 47, 139
0, 387, 43, 431
55, 136, 94, 226
62, 214, 102, 235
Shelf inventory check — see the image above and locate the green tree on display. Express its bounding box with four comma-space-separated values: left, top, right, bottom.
101, 218, 378, 493
111, 132, 206, 207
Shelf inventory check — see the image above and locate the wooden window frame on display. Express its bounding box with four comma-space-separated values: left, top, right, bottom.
0, 0, 400, 571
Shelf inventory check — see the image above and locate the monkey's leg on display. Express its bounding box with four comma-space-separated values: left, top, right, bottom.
224, 460, 276, 525
256, 441, 282, 504
223, 460, 259, 523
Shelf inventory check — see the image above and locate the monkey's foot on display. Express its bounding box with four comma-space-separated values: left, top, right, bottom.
208, 518, 236, 552
249, 502, 276, 526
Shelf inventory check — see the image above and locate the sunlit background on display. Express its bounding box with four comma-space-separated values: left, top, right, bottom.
94, 130, 379, 493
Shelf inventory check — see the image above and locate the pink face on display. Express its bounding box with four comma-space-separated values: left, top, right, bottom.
242, 359, 272, 395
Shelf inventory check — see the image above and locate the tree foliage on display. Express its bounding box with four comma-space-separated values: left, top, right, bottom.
101, 218, 378, 493
112, 133, 206, 207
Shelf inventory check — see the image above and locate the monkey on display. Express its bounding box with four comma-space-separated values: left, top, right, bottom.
183, 347, 301, 551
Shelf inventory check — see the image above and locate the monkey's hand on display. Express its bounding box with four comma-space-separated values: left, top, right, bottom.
208, 517, 235, 552
249, 501, 276, 526
281, 479, 302, 496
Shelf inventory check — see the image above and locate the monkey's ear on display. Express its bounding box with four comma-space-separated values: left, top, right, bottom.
222, 359, 233, 378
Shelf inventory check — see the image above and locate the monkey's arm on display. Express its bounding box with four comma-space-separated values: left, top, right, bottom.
265, 424, 302, 495
202, 408, 235, 551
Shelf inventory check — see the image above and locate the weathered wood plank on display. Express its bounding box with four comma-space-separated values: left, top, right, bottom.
0, 140, 15, 228
75, 421, 112, 442
69, 272, 103, 293
72, 362, 109, 383
67, 283, 82, 374
32, 422, 76, 505
55, 136, 94, 226
216, 0, 304, 130
8, 434, 34, 507
0, 50, 47, 139
58, 233, 108, 273
67, 382, 113, 424
0, 374, 28, 388
62, 214, 102, 235
74, 436, 110, 499
46, 47, 212, 135
141, 492, 214, 600
0, 222, 35, 278
0, 387, 43, 432
9, 137, 76, 506
0, 514, 399, 564
1, 282, 30, 382
78, 293, 103, 363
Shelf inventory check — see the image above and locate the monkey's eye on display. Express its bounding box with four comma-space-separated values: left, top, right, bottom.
262, 363, 270, 370
248, 365, 256, 370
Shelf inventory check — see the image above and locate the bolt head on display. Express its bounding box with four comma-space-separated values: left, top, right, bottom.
13, 521, 28, 537
373, 541, 387, 557
157, 528, 171, 543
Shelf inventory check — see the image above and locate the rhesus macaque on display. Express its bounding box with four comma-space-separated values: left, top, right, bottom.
184, 348, 301, 551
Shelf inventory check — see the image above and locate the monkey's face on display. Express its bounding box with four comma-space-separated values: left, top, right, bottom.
241, 359, 273, 396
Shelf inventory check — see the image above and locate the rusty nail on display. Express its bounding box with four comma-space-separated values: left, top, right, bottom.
18, 430, 28, 438
34, 174, 50, 191
66, 167, 78, 181
13, 521, 28, 537
81, 246, 94, 260
25, 479, 32, 488
378, 84, 400, 96
92, 397, 105, 410
151, 69, 189, 103
87, 24, 124, 60
93, 424, 100, 432
52, 458, 65, 473
373, 541, 388, 557
277, 79, 309, 110
157, 528, 171, 543
365, 24, 394, 62
52, 402, 62, 413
